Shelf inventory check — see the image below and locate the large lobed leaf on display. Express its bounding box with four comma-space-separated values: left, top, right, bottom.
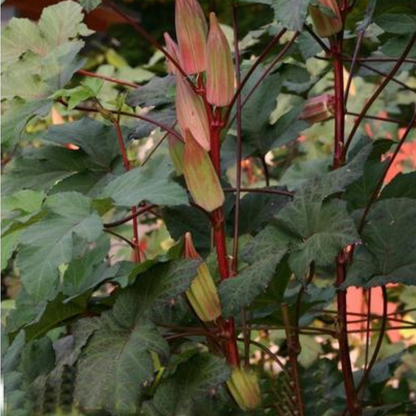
346, 198, 416, 287
16, 192, 103, 303
144, 353, 231, 416
75, 258, 199, 414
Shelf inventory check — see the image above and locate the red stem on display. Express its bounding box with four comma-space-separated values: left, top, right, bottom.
77, 69, 139, 88
331, 34, 359, 415
113, 119, 141, 262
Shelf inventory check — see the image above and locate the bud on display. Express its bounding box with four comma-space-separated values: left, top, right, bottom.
175, 0, 207, 74
227, 367, 261, 411
168, 135, 184, 175
309, 0, 342, 38
298, 94, 335, 124
176, 75, 210, 151
183, 130, 224, 212
184, 232, 222, 321
164, 32, 180, 75
206, 13, 235, 107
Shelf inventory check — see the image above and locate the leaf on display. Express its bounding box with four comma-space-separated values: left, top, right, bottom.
149, 353, 231, 416
63, 241, 134, 299
3, 143, 123, 197
73, 258, 199, 414
102, 155, 188, 208
272, 0, 311, 31
346, 198, 416, 287
126, 76, 176, 108
75, 317, 169, 415
277, 199, 359, 278
44, 118, 125, 168
301, 359, 343, 416
227, 188, 291, 236
79, 0, 102, 12
127, 259, 200, 313
234, 67, 307, 158
1, 99, 52, 148
219, 225, 289, 317
130, 107, 176, 140
380, 171, 416, 199
375, 14, 416, 34
163, 205, 212, 256
1, 1, 91, 99
1, 231, 23, 271
16, 192, 103, 302
2, 332, 33, 416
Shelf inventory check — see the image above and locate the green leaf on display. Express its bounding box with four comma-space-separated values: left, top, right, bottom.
16, 192, 103, 302
102, 155, 188, 208
375, 14, 416, 34
148, 353, 230, 416
163, 206, 211, 256
127, 259, 200, 313
227, 188, 291, 236
79, 0, 102, 12
380, 171, 416, 199
346, 198, 416, 287
73, 263, 202, 415
219, 225, 289, 317
126, 76, 175, 108
301, 359, 343, 416
2, 190, 45, 215
2, 331, 33, 416
62, 239, 133, 298
277, 199, 359, 278
272, 0, 311, 31
44, 118, 124, 168
1, 99, 52, 148
21, 293, 89, 342
1, 230, 23, 271
3, 142, 124, 197
75, 316, 169, 415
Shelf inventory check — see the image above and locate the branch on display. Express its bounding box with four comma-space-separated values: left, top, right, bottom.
58, 99, 183, 142
223, 187, 294, 197
77, 69, 139, 88
343, 32, 416, 156
224, 28, 288, 123
103, 204, 158, 228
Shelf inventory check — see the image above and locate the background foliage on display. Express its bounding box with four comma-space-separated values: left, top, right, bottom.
1, 0, 416, 415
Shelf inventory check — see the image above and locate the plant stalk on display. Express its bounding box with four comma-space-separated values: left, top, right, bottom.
331, 34, 359, 415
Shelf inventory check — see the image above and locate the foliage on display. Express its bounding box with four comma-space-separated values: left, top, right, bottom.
1, 0, 416, 415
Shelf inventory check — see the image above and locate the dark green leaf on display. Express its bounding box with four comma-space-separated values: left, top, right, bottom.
102, 155, 188, 208
126, 76, 175, 108
44, 118, 125, 167
219, 225, 289, 316
346, 198, 416, 287
380, 171, 416, 199
149, 353, 230, 416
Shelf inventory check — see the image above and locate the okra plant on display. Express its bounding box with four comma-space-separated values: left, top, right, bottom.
1, 0, 416, 415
